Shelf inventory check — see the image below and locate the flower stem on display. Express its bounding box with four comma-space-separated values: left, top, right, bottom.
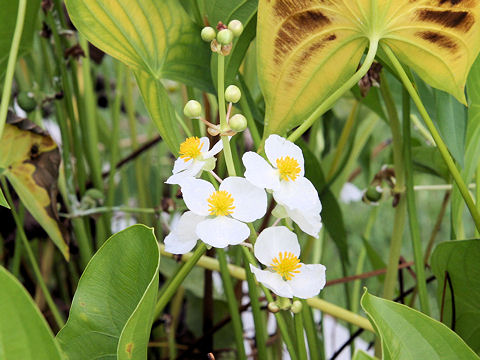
287, 39, 379, 143
0, 0, 27, 139
382, 44, 480, 232
402, 87, 430, 314
294, 302, 308, 360
301, 300, 322, 360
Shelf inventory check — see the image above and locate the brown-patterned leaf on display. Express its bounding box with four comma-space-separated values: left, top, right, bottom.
0, 113, 68, 259
258, 0, 480, 136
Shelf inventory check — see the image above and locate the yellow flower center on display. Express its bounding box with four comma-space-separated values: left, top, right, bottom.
276, 156, 301, 182
271, 252, 302, 281
179, 137, 203, 162
207, 190, 235, 216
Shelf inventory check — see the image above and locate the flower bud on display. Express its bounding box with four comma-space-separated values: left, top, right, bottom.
183, 100, 202, 118
229, 114, 247, 132
364, 185, 383, 203
225, 85, 241, 103
228, 20, 244, 37
201, 26, 216, 42
17, 92, 37, 113
291, 300, 303, 314
217, 29, 233, 45
267, 302, 280, 313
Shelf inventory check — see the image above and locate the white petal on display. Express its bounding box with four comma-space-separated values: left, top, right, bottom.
196, 217, 250, 248
274, 177, 321, 212
164, 211, 204, 254
265, 134, 304, 176
242, 152, 280, 191
165, 161, 204, 185
287, 264, 326, 299
172, 157, 192, 174
204, 139, 224, 158
254, 226, 300, 266
250, 265, 293, 298
220, 176, 267, 222
285, 207, 322, 238
180, 178, 214, 216
199, 137, 210, 152
340, 182, 363, 204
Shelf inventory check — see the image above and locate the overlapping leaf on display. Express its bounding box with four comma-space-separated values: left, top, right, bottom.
57, 225, 160, 360
0, 113, 68, 259
258, 0, 480, 136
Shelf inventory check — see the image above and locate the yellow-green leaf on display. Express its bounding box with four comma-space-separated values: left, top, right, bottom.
258, 0, 480, 136
0, 187, 9, 209
0, 114, 68, 259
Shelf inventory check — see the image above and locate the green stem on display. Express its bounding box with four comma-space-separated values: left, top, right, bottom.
217, 249, 247, 359
154, 243, 207, 318
402, 87, 430, 314
287, 39, 379, 142
294, 304, 308, 360
2, 179, 65, 329
0, 0, 27, 139
218, 54, 236, 176
302, 301, 322, 360
382, 44, 480, 232
379, 70, 407, 301
476, 166, 480, 237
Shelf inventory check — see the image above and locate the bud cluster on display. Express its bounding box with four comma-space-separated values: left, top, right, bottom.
201, 20, 244, 55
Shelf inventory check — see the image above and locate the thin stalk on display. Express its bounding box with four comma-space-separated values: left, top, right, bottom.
382, 44, 480, 232
402, 87, 430, 314
217, 249, 247, 359
217, 54, 236, 175
154, 243, 207, 318
476, 166, 480, 237
11, 204, 25, 277
287, 39, 379, 143
241, 247, 268, 360
327, 102, 359, 180
294, 304, 308, 360
2, 180, 65, 328
379, 71, 407, 301
0, 0, 27, 138
302, 301, 322, 360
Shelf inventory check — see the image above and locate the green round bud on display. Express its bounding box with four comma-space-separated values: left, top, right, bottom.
267, 302, 280, 313
291, 300, 303, 314
229, 114, 247, 132
201, 26, 216, 42
365, 185, 382, 203
225, 85, 241, 103
228, 20, 244, 37
217, 29, 233, 45
183, 100, 202, 118
17, 92, 37, 113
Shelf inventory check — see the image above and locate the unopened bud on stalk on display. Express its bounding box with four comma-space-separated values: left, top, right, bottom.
17, 92, 37, 113
225, 85, 241, 103
291, 300, 303, 314
229, 114, 247, 132
217, 29, 233, 45
183, 100, 202, 118
364, 185, 383, 203
267, 302, 280, 313
201, 26, 216, 42
228, 20, 244, 37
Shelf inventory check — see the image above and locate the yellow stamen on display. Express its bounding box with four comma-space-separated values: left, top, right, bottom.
271, 252, 302, 281
276, 156, 301, 181
207, 190, 235, 216
179, 137, 203, 162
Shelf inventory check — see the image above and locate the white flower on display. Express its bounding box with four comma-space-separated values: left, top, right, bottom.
242, 134, 322, 237
250, 226, 326, 299
164, 177, 267, 253
340, 182, 363, 204
166, 136, 223, 185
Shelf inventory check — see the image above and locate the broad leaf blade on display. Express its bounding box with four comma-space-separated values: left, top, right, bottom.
361, 290, 480, 360
0, 266, 63, 360
353, 350, 378, 360
57, 225, 160, 360
431, 239, 480, 354
0, 115, 68, 259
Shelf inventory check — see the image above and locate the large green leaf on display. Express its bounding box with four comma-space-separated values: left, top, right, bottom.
431, 239, 480, 354
353, 350, 378, 360
361, 290, 480, 360
0, 0, 40, 80
257, 0, 480, 136
57, 225, 160, 360
0, 266, 63, 360
0, 114, 68, 259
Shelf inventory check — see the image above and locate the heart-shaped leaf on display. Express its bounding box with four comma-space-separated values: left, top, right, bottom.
258, 0, 480, 136
56, 225, 160, 360
431, 239, 480, 354
361, 290, 480, 360
0, 113, 68, 259
0, 266, 63, 360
